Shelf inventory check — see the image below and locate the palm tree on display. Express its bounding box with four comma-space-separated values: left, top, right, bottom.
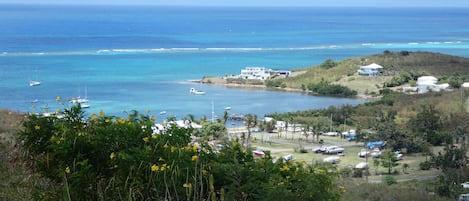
244, 114, 258, 146
223, 110, 229, 125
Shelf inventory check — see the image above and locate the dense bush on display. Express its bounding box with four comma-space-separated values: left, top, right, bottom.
320, 59, 338, 69
307, 80, 357, 97
18, 104, 341, 201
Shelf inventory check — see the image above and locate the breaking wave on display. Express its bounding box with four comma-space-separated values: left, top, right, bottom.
0, 40, 465, 56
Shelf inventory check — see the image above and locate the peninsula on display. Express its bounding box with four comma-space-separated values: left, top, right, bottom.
200, 51, 469, 98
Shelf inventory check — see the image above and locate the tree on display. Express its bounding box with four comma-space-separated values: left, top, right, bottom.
223, 110, 229, 125
244, 114, 258, 146
320, 58, 338, 69
201, 122, 227, 140
408, 104, 444, 145
379, 151, 400, 174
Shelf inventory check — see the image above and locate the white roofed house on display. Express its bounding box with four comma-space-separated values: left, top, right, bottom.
240, 67, 271, 80
357, 63, 384, 76
416, 76, 450, 94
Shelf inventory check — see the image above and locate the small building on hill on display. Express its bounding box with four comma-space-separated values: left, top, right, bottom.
357, 63, 384, 76
240, 67, 271, 80
416, 76, 450, 93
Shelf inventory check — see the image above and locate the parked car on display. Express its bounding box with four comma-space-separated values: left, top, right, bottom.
461, 181, 469, 189
313, 145, 327, 153
358, 149, 370, 157
394, 151, 403, 160
322, 131, 339, 136
355, 162, 368, 169
323, 156, 340, 164
323, 146, 345, 155
370, 148, 382, 158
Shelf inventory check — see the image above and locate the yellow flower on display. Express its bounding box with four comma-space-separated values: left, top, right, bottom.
279, 165, 290, 172
192, 144, 199, 152
146, 109, 150, 113
105, 118, 110, 123
151, 116, 157, 122
339, 185, 346, 193
314, 167, 326, 174
34, 125, 40, 130
183, 183, 192, 189
91, 115, 98, 121
65, 166, 71, 174
143, 137, 149, 143
151, 164, 159, 172
171, 146, 177, 153
55, 96, 61, 102
99, 110, 105, 116
55, 109, 61, 113
183, 146, 191, 151
151, 134, 158, 139
191, 155, 198, 161
163, 143, 169, 149
158, 157, 165, 161
202, 169, 208, 175
118, 118, 126, 124
110, 152, 115, 160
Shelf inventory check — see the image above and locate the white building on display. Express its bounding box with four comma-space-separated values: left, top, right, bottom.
416, 76, 450, 94
357, 63, 384, 76
240, 67, 271, 80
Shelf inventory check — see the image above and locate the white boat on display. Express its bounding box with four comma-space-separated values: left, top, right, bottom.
80, 103, 90, 109
70, 96, 89, 104
159, 111, 167, 115
29, 80, 41, 86
224, 106, 231, 110
189, 88, 205, 95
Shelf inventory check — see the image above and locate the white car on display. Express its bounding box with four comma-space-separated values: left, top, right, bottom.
323, 146, 345, 155
322, 131, 339, 136
462, 181, 469, 189
323, 156, 340, 164
355, 162, 368, 169
358, 149, 370, 158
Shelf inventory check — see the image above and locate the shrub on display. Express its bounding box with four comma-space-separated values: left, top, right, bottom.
18, 104, 341, 201
320, 59, 338, 69
419, 161, 432, 170
383, 175, 397, 185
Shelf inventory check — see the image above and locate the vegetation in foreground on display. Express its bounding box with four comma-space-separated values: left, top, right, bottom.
3, 104, 340, 201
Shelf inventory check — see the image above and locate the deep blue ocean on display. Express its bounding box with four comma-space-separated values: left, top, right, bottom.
1, 5, 468, 121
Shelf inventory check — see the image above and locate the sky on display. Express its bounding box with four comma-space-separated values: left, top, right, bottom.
0, 0, 468, 7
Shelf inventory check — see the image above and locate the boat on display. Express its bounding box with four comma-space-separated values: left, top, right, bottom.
29, 80, 41, 86
70, 87, 89, 104
80, 103, 90, 109
224, 106, 231, 110
159, 111, 167, 115
69, 96, 89, 104
189, 88, 205, 95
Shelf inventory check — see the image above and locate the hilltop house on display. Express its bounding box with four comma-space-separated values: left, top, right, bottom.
357, 63, 384, 76
416, 76, 450, 94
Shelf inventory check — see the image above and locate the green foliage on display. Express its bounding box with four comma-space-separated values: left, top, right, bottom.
320, 59, 338, 69
385, 70, 426, 87
382, 175, 397, 185
408, 104, 445, 146
379, 151, 400, 174
17, 105, 341, 200
200, 122, 227, 140
419, 161, 432, 170
307, 79, 357, 97
265, 79, 284, 88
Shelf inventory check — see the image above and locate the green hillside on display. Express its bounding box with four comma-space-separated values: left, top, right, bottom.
283, 51, 469, 95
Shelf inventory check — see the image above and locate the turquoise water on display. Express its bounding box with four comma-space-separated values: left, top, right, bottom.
1, 5, 468, 120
